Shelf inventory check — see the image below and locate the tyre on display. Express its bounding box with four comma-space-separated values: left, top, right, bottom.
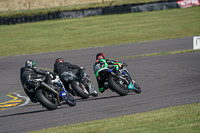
66, 93, 76, 106
35, 89, 58, 110
90, 84, 98, 97
71, 81, 89, 99
133, 83, 142, 93
108, 76, 128, 96
91, 90, 98, 97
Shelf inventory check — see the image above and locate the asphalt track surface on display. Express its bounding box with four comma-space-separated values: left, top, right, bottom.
0, 36, 200, 133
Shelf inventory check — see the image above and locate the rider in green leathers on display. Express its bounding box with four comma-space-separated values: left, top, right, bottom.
93, 52, 134, 93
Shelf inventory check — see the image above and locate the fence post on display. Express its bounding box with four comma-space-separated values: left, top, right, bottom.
29, 1, 31, 11
3, 0, 6, 14
17, 1, 19, 13
48, 0, 51, 10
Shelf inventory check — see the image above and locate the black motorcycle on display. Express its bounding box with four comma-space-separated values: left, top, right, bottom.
60, 67, 98, 99
21, 70, 76, 110
95, 63, 141, 96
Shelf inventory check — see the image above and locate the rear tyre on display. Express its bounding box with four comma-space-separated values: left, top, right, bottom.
108, 76, 128, 96
71, 81, 89, 99
35, 89, 58, 110
66, 93, 76, 106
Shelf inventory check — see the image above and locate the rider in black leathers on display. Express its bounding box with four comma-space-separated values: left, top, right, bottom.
53, 58, 85, 91
20, 60, 50, 103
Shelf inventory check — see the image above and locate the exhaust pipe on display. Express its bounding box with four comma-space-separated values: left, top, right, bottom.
40, 82, 61, 105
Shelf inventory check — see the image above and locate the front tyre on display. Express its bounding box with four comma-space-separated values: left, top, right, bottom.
134, 83, 142, 93
71, 81, 89, 99
108, 76, 128, 96
66, 93, 76, 106
91, 90, 98, 97
35, 89, 58, 110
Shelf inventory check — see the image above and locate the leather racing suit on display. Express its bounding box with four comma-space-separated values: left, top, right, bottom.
20, 66, 48, 103
53, 62, 85, 90
93, 59, 123, 93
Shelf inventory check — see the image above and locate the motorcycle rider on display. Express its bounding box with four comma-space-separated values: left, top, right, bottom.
20, 60, 52, 103
93, 52, 135, 93
53, 58, 86, 92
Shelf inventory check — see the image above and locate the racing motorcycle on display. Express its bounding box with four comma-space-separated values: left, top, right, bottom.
60, 67, 98, 99
95, 63, 141, 96
24, 72, 76, 110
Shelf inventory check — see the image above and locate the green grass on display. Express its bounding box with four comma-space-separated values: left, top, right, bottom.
112, 49, 200, 59
0, 6, 200, 57
29, 102, 200, 133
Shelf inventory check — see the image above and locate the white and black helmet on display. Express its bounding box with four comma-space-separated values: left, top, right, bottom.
25, 60, 36, 68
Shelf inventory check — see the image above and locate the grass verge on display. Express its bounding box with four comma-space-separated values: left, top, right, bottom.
29, 102, 200, 133
0, 6, 200, 57
112, 49, 200, 59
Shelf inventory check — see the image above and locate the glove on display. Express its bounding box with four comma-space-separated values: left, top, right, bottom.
45, 71, 50, 75
122, 62, 128, 67
50, 72, 57, 80
114, 63, 123, 69
118, 63, 123, 69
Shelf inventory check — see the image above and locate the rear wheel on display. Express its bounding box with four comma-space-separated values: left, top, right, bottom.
108, 77, 128, 96
35, 89, 58, 110
71, 81, 89, 99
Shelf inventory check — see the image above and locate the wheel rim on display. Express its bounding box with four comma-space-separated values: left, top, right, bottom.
42, 90, 56, 103
114, 78, 128, 92
68, 94, 74, 101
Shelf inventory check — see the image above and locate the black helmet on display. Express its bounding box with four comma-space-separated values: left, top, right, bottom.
25, 60, 36, 68
96, 52, 106, 60
55, 58, 64, 63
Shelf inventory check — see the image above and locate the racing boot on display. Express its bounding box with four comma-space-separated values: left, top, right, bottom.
81, 78, 87, 85
98, 85, 108, 93
31, 97, 38, 103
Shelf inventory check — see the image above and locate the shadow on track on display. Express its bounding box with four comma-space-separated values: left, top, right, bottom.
0, 109, 48, 118
75, 94, 136, 102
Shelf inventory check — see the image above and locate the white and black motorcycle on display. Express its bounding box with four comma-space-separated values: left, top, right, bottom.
60, 67, 98, 99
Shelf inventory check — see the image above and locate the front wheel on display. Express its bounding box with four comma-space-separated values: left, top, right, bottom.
66, 93, 76, 106
133, 83, 142, 93
91, 90, 98, 97
71, 80, 89, 99
108, 76, 128, 96
35, 89, 58, 110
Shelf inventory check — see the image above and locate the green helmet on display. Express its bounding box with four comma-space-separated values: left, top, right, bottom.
25, 60, 36, 68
